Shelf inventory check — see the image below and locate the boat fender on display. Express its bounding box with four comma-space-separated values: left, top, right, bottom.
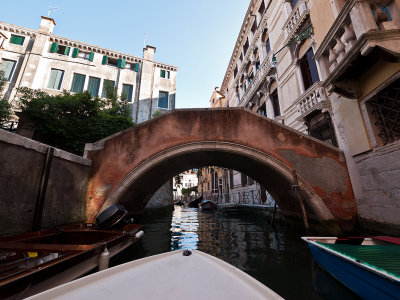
98, 246, 110, 271
135, 231, 144, 239
183, 250, 192, 256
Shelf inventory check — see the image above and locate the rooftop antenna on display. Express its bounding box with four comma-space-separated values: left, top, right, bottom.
47, 7, 58, 17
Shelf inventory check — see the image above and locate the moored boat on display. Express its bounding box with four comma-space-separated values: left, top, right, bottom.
0, 205, 144, 299
302, 236, 400, 300
188, 195, 203, 208
26, 250, 283, 299
199, 199, 216, 211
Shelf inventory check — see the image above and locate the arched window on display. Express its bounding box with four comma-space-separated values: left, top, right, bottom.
269, 80, 280, 117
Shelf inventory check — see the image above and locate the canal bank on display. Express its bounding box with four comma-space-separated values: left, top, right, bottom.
112, 205, 359, 300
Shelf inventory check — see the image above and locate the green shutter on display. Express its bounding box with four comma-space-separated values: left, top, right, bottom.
134, 63, 139, 72
50, 42, 59, 53
160, 70, 166, 78
10, 35, 25, 45
72, 48, 79, 58
89, 52, 95, 62
64, 46, 71, 56
117, 58, 126, 69
102, 55, 108, 65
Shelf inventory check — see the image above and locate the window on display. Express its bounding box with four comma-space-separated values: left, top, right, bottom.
160, 69, 170, 79
258, 1, 266, 15
122, 84, 133, 102
107, 57, 118, 67
57, 45, 70, 56
251, 20, 257, 34
0, 59, 16, 81
240, 173, 247, 187
102, 80, 115, 98
70, 73, 86, 93
291, 0, 299, 7
229, 171, 234, 188
248, 73, 254, 85
271, 90, 280, 117
158, 91, 169, 109
256, 61, 260, 71
234, 67, 238, 78
266, 39, 271, 53
10, 34, 25, 46
87, 77, 101, 97
243, 38, 249, 55
127, 63, 140, 72
78, 51, 94, 62
47, 69, 64, 90
299, 48, 320, 91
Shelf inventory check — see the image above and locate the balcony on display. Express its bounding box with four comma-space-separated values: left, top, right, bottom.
315, 0, 400, 98
239, 59, 272, 107
283, 0, 309, 41
295, 82, 331, 121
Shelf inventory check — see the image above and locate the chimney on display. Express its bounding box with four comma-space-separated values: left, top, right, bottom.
143, 45, 156, 61
39, 16, 56, 34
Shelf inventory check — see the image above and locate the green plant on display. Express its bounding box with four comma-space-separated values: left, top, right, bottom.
152, 110, 162, 118
17, 88, 134, 155
0, 70, 11, 126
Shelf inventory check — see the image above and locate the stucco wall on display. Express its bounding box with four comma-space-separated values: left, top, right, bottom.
355, 140, 400, 233
0, 130, 91, 236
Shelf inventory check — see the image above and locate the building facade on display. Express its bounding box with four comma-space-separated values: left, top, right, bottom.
220, 0, 400, 231
173, 170, 198, 200
0, 16, 178, 125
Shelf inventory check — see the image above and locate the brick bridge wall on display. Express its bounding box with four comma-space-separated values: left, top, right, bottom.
84, 108, 356, 233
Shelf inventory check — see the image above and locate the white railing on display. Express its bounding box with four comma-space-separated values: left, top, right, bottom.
283, 0, 309, 41
294, 82, 331, 121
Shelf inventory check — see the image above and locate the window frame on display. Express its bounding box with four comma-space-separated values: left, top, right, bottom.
158, 91, 169, 109
0, 59, 17, 81
9, 34, 25, 46
87, 76, 101, 97
70, 73, 86, 93
47, 68, 65, 90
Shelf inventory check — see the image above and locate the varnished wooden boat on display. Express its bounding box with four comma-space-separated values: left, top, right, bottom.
302, 236, 400, 300
26, 250, 283, 299
199, 200, 216, 211
0, 223, 144, 299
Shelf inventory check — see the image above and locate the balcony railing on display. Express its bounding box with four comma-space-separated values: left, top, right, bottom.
202, 190, 275, 207
283, 0, 309, 41
295, 82, 331, 121
239, 59, 271, 107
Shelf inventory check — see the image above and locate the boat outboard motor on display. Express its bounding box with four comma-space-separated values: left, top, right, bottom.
95, 204, 128, 229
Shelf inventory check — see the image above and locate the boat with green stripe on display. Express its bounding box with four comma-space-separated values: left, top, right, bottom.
302, 236, 400, 300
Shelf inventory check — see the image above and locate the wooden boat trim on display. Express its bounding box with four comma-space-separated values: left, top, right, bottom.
0, 243, 98, 253
302, 237, 400, 283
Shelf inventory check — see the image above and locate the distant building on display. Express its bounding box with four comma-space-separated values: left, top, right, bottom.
173, 170, 198, 199
0, 16, 178, 124
209, 87, 226, 108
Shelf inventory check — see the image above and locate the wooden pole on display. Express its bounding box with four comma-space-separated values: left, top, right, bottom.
292, 170, 309, 233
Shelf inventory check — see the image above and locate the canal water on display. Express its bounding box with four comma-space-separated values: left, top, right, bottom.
113, 205, 359, 300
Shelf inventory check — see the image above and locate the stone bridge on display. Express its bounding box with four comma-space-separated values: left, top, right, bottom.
84, 108, 356, 233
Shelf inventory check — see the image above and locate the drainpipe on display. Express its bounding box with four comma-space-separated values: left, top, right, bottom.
32, 147, 54, 231
147, 63, 156, 121
134, 60, 143, 124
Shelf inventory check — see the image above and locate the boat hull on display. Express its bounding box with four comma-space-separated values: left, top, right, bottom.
306, 241, 400, 300
0, 225, 143, 299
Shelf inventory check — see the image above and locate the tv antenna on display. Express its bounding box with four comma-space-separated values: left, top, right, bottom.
48, 7, 59, 17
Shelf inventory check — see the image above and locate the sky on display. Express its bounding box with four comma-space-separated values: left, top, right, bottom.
0, 0, 249, 108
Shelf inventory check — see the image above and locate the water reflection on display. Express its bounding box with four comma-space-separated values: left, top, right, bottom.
116, 205, 358, 300
170, 206, 199, 250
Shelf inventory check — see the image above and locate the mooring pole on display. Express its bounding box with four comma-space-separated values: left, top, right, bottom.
292, 170, 309, 233
32, 147, 54, 231
270, 202, 277, 225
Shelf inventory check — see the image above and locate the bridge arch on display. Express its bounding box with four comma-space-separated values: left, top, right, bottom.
84, 108, 356, 233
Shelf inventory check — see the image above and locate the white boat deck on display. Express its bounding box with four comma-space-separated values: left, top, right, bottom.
27, 250, 283, 300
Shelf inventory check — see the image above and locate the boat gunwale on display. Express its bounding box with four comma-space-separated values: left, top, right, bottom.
301, 237, 400, 283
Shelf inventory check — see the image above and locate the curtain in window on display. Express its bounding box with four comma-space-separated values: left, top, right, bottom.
87, 77, 101, 97
0, 59, 16, 81
102, 80, 115, 98
47, 69, 64, 90
71, 73, 85, 93
158, 91, 169, 109
122, 84, 133, 102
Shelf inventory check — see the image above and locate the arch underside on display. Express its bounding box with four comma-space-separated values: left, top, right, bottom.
102, 142, 339, 231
